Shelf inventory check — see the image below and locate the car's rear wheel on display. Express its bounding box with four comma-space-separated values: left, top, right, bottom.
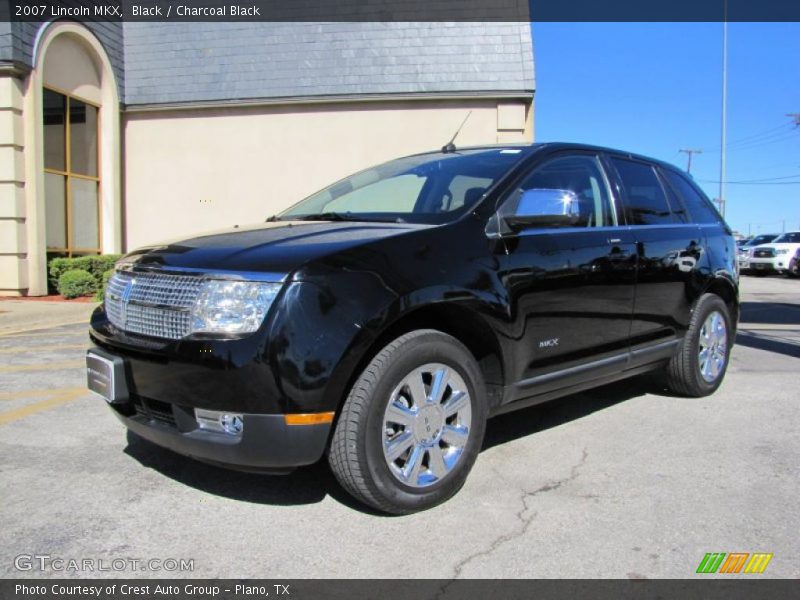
328, 329, 487, 514
664, 293, 732, 397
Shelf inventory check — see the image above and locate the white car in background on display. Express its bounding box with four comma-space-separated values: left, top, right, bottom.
737, 233, 779, 272
747, 231, 800, 275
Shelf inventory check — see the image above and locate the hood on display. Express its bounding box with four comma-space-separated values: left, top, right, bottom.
766, 242, 800, 249
121, 220, 433, 275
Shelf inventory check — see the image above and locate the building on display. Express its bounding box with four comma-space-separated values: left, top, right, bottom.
0, 18, 535, 296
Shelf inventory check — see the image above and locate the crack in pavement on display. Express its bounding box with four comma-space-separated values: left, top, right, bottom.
436, 447, 589, 596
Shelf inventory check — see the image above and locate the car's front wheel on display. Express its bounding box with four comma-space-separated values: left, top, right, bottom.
328, 329, 487, 514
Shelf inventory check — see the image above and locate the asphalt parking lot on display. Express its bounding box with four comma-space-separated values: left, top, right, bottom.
1, 276, 798, 579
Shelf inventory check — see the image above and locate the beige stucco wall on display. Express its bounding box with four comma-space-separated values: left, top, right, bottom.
0, 75, 28, 295
123, 98, 532, 250
0, 22, 123, 296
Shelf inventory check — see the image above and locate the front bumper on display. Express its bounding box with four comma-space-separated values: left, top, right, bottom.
88, 345, 332, 473
114, 407, 331, 473
748, 257, 783, 272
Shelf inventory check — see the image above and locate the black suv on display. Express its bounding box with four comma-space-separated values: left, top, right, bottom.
87, 143, 738, 514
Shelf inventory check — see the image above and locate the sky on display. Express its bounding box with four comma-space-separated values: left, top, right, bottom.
531, 22, 800, 236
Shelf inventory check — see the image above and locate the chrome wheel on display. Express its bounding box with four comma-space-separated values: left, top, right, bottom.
698, 310, 728, 383
382, 363, 472, 488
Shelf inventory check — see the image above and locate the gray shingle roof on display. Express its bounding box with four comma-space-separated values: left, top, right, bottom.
123, 22, 534, 106
0, 21, 125, 98
1, 21, 533, 107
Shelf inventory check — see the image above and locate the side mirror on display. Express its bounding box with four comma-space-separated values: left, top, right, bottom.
504, 188, 582, 231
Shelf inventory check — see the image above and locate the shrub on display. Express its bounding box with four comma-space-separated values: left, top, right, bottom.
48, 254, 121, 293
58, 269, 96, 299
95, 269, 115, 302
48, 257, 72, 292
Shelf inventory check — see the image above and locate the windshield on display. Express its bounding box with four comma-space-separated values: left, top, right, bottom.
773, 232, 800, 244
747, 234, 777, 246
277, 148, 528, 224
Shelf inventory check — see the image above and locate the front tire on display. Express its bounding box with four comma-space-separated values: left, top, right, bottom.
328, 330, 487, 514
664, 294, 732, 397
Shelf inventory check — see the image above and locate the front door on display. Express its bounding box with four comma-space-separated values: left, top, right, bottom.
494, 152, 637, 400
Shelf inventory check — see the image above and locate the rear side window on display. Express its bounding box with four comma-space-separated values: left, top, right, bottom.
661, 169, 722, 224
611, 158, 678, 225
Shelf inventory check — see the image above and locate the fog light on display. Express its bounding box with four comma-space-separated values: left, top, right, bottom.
195, 409, 244, 436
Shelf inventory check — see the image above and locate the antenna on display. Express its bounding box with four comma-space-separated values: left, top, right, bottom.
442, 111, 472, 153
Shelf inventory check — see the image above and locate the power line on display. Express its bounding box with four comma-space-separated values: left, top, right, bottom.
725, 122, 791, 147
698, 179, 800, 185
730, 174, 800, 182
703, 125, 797, 154
726, 129, 798, 152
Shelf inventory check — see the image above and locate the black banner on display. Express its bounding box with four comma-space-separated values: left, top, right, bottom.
3, 0, 800, 22
3, 580, 799, 600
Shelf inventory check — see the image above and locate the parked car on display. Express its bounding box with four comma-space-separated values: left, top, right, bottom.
86, 143, 739, 514
737, 233, 779, 273
747, 231, 800, 276
787, 248, 800, 278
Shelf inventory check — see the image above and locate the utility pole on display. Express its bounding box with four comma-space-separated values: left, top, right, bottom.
679, 148, 703, 173
719, 7, 728, 219
787, 113, 800, 127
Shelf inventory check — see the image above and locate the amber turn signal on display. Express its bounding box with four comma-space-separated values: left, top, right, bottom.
284, 412, 335, 426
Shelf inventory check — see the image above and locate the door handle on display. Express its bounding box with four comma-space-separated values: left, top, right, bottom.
608, 238, 622, 244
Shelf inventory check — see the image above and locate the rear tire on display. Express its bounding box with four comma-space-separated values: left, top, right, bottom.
664, 294, 732, 397
328, 329, 487, 514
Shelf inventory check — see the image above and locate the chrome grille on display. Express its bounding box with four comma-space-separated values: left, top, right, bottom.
105, 270, 204, 340
753, 247, 775, 258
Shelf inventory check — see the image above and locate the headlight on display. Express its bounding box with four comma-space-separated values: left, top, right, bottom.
776, 249, 789, 255
191, 280, 281, 335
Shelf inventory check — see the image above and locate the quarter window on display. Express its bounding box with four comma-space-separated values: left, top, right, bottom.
661, 169, 722, 224
43, 88, 101, 257
611, 158, 677, 226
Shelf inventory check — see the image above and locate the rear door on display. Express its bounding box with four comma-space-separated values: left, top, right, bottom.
659, 166, 736, 280
606, 156, 703, 352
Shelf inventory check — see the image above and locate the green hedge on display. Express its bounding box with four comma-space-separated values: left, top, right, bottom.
95, 269, 115, 301
48, 254, 121, 294
58, 269, 97, 299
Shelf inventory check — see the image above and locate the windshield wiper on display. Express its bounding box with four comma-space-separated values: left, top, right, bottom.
297, 212, 371, 222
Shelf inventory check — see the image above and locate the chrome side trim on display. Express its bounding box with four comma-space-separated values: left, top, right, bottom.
513, 338, 681, 392
116, 263, 288, 283
630, 339, 681, 360
514, 352, 629, 390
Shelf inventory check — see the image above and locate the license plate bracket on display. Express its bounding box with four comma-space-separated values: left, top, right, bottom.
86, 349, 129, 403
